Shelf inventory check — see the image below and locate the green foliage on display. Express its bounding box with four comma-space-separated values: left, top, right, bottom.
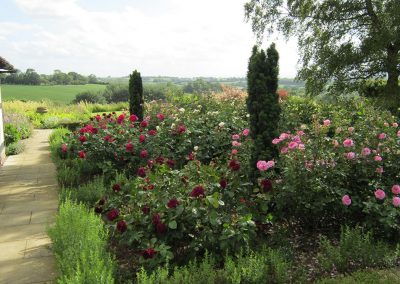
136, 248, 291, 284
129, 70, 144, 120
73, 91, 106, 104
47, 198, 115, 283
317, 268, 400, 284
5, 141, 25, 156
318, 227, 397, 273
245, 0, 400, 99
144, 83, 183, 101
247, 44, 280, 180
61, 176, 107, 207
4, 124, 21, 145
49, 128, 71, 160
183, 79, 222, 95
103, 84, 129, 103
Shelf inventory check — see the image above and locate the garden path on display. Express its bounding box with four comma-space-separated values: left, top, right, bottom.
0, 129, 58, 283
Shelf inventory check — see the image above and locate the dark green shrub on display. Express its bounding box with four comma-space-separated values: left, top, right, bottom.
103, 84, 129, 103
73, 91, 106, 104
5, 141, 25, 155
60, 176, 107, 207
4, 124, 21, 145
48, 198, 115, 283
247, 44, 281, 180
129, 70, 144, 120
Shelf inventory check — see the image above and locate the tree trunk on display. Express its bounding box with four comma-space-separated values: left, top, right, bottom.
384, 45, 400, 116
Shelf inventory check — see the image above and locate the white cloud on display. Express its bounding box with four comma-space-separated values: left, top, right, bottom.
1, 0, 299, 77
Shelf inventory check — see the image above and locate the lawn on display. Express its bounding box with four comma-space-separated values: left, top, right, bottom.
0, 84, 107, 104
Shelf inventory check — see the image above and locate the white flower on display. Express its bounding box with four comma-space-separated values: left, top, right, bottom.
197, 105, 202, 108
156, 126, 160, 131
218, 122, 225, 128
171, 123, 176, 129
179, 108, 185, 113
194, 146, 199, 151
246, 114, 250, 118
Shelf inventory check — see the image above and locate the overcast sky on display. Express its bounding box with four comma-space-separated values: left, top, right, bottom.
0, 0, 299, 78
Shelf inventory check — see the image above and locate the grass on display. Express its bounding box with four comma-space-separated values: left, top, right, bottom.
1, 84, 107, 104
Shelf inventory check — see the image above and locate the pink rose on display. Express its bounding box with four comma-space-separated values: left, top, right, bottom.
393, 197, 400, 207
231, 149, 238, 155
272, 138, 281, 144
266, 160, 275, 169
288, 141, 298, 149
280, 147, 288, 154
376, 167, 384, 174
374, 155, 382, 162
378, 133, 387, 140
156, 113, 165, 121
232, 141, 241, 147
392, 122, 398, 128
348, 127, 354, 133
279, 133, 290, 140
392, 184, 400, 195
361, 147, 371, 156
323, 119, 331, 126
343, 138, 354, 147
242, 129, 250, 136
232, 134, 240, 140
374, 189, 386, 200
397, 130, 400, 137
257, 160, 268, 171
298, 144, 305, 150
297, 130, 305, 136
346, 152, 356, 160
342, 195, 351, 206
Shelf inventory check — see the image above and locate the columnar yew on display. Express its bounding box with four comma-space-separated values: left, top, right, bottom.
128, 70, 144, 121
247, 44, 280, 180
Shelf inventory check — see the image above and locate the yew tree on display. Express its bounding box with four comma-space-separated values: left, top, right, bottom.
245, 0, 400, 104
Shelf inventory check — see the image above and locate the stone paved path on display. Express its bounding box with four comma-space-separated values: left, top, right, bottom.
0, 129, 58, 284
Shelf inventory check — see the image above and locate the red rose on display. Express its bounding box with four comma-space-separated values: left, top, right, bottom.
61, 143, 68, 153
139, 135, 146, 143
140, 121, 148, 128
78, 150, 86, 159
95, 115, 102, 121
79, 135, 86, 143
107, 208, 119, 221
147, 184, 154, 190
137, 167, 146, 178
166, 159, 175, 168
156, 113, 165, 121
167, 198, 179, 208
117, 220, 127, 233
220, 179, 227, 189
142, 206, 150, 214
117, 114, 125, 124
148, 129, 157, 136
155, 156, 164, 164
125, 143, 133, 152
178, 124, 186, 134
156, 222, 167, 234
229, 159, 240, 171
129, 114, 138, 122
141, 248, 157, 259
112, 184, 121, 192
92, 128, 98, 134
190, 185, 205, 198
260, 179, 273, 193
147, 159, 154, 168
140, 149, 148, 158
152, 213, 161, 224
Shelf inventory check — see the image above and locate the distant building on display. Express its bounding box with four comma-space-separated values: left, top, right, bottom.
0, 56, 16, 165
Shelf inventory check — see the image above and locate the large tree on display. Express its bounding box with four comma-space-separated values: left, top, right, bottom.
245, 0, 400, 102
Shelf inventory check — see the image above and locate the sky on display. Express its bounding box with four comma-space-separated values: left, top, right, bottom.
0, 0, 299, 78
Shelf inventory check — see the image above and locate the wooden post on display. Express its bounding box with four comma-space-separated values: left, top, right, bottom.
0, 86, 5, 165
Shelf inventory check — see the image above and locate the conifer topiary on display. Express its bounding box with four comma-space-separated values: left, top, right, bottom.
129, 70, 144, 120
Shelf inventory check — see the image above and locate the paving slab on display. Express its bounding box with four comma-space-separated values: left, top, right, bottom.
0, 129, 59, 283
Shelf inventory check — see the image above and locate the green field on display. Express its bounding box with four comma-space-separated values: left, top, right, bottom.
0, 84, 107, 104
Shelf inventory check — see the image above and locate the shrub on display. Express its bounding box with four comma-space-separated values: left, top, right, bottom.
48, 198, 115, 283
73, 91, 106, 104
49, 127, 71, 160
103, 84, 129, 103
318, 226, 396, 273
129, 70, 144, 120
3, 113, 33, 141
247, 44, 280, 180
4, 124, 21, 145
61, 176, 107, 207
5, 141, 25, 155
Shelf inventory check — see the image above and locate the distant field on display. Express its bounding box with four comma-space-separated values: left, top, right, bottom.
0, 84, 107, 104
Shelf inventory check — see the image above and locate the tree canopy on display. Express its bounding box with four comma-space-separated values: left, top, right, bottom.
245, 0, 400, 101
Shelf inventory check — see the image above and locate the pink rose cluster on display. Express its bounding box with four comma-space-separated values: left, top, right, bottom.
343, 184, 400, 207
256, 160, 275, 171
272, 132, 305, 153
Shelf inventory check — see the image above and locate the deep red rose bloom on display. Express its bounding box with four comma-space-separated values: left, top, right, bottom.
117, 220, 127, 233
147, 184, 154, 190
260, 179, 273, 193
188, 152, 195, 161
79, 127, 86, 134
61, 143, 68, 153
178, 124, 186, 134
152, 213, 160, 224
141, 248, 157, 259
147, 159, 154, 168
148, 129, 157, 136
140, 149, 148, 158
140, 121, 148, 128
190, 185, 205, 198
156, 113, 165, 121
220, 179, 228, 189
112, 183, 121, 192
166, 159, 175, 168
125, 143, 134, 152
155, 156, 164, 164
79, 135, 86, 143
139, 134, 146, 143
167, 198, 179, 208
95, 115, 102, 121
104, 135, 112, 142
229, 159, 240, 171
137, 167, 146, 178
129, 114, 138, 122
107, 208, 119, 221
156, 222, 167, 234
78, 150, 86, 159
117, 114, 125, 124
142, 206, 150, 214
92, 127, 98, 134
